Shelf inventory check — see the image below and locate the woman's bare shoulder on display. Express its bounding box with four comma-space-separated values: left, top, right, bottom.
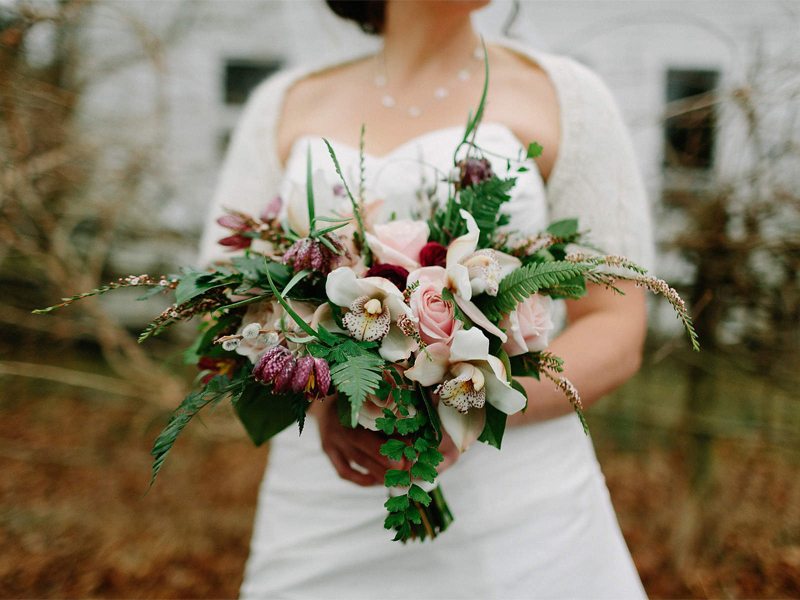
277, 56, 374, 164
486, 44, 561, 181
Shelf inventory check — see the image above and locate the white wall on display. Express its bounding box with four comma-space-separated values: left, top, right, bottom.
74, 0, 799, 277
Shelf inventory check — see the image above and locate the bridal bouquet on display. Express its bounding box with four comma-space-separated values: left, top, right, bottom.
35, 84, 698, 544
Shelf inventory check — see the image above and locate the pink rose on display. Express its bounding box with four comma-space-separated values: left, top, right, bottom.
407, 267, 462, 346
499, 294, 555, 356
365, 220, 430, 271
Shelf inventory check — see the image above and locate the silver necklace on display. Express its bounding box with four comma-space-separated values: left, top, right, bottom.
373, 47, 484, 119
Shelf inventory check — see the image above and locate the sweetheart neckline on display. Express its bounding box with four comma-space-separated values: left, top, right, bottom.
283, 122, 531, 171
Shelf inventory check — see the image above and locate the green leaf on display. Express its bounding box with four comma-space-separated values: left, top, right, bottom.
375, 411, 396, 435
477, 402, 508, 450
457, 176, 516, 247
526, 141, 544, 159
232, 380, 299, 446
403, 446, 418, 461
265, 270, 318, 338
150, 375, 240, 485
418, 447, 443, 467
547, 218, 579, 240
384, 494, 410, 513
383, 511, 405, 529
174, 270, 233, 305
479, 261, 590, 321
182, 312, 239, 364
408, 484, 432, 507
329, 353, 385, 427
405, 506, 423, 525
379, 439, 407, 462
384, 469, 411, 488
396, 414, 422, 435
306, 145, 316, 232
410, 461, 438, 483
460, 40, 490, 146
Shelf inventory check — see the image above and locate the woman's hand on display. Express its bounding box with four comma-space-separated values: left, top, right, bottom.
314, 396, 392, 486
312, 396, 461, 486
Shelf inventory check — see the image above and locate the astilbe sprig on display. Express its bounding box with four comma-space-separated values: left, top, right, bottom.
32, 274, 177, 314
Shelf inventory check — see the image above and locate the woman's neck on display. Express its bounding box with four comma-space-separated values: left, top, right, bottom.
381, 1, 482, 84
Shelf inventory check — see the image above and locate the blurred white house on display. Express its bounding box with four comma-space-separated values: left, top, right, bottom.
22, 0, 798, 326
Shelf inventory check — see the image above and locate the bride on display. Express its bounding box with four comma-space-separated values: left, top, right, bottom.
198, 1, 653, 598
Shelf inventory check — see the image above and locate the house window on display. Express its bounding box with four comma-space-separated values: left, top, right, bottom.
224, 58, 283, 104
664, 68, 719, 170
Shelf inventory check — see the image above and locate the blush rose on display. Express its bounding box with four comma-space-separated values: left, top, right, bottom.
499, 294, 555, 356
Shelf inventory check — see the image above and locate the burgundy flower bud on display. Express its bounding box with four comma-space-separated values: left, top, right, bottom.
282, 235, 344, 275
313, 357, 331, 398
366, 263, 409, 291
288, 356, 332, 399
218, 233, 252, 250
291, 356, 315, 394
260, 195, 283, 221
217, 214, 249, 230
419, 241, 447, 268
458, 157, 493, 188
254, 345, 295, 390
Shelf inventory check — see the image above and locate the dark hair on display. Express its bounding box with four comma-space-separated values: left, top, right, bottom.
325, 0, 386, 35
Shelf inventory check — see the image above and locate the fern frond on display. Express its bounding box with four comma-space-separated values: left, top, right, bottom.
149, 376, 242, 486
483, 261, 590, 320
330, 353, 385, 426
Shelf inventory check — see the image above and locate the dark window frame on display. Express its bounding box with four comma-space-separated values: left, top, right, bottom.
663, 68, 720, 171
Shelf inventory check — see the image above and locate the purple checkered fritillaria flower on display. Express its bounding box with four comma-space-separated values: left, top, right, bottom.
290, 356, 331, 400
457, 157, 493, 189
282, 235, 345, 275
253, 345, 296, 393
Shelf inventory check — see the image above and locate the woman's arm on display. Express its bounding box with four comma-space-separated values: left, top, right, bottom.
509, 280, 647, 426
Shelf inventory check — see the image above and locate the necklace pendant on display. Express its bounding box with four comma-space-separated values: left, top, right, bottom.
407, 106, 422, 118
381, 94, 396, 108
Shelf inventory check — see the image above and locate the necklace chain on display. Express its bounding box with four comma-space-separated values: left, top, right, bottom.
373, 47, 484, 119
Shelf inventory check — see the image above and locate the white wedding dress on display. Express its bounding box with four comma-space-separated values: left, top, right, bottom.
237, 124, 647, 599
196, 39, 654, 600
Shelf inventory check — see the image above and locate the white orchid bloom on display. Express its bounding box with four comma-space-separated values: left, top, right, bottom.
405, 328, 527, 452
325, 266, 417, 361
447, 210, 521, 299
417, 210, 520, 342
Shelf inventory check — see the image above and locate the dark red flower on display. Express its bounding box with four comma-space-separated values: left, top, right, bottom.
419, 242, 447, 268
218, 233, 252, 250
197, 356, 237, 383
366, 263, 409, 291
458, 157, 493, 188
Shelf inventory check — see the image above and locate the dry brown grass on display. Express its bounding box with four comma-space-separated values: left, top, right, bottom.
1, 348, 799, 599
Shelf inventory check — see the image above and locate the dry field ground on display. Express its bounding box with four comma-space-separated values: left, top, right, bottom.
1, 346, 798, 599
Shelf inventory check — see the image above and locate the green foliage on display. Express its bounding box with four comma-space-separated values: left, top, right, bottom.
379, 439, 408, 462
174, 269, 234, 305
232, 380, 303, 445
479, 261, 591, 321
384, 495, 410, 512
330, 354, 385, 427
408, 484, 432, 507
526, 141, 544, 159
459, 177, 516, 247
150, 375, 243, 485
384, 469, 411, 487
410, 461, 438, 483
478, 402, 508, 449
547, 218, 579, 240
